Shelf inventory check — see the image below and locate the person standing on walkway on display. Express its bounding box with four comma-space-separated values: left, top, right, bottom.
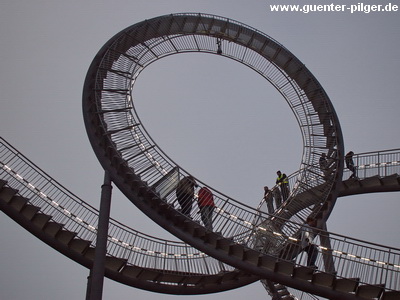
319, 153, 330, 180
197, 186, 215, 230
345, 151, 357, 179
263, 186, 275, 214
276, 170, 290, 201
273, 187, 282, 208
300, 217, 318, 268
176, 175, 198, 218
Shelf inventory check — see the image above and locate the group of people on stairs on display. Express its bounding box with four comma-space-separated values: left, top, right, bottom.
176, 175, 215, 230
174, 150, 356, 269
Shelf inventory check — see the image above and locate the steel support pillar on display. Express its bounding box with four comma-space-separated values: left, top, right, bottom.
319, 221, 336, 274
86, 171, 112, 300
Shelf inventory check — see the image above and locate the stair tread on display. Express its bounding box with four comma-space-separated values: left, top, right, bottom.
32, 213, 52, 229
334, 277, 360, 293
381, 290, 400, 300
21, 204, 40, 220
312, 272, 335, 287
69, 238, 92, 254
275, 261, 294, 275
356, 283, 385, 299
293, 266, 315, 281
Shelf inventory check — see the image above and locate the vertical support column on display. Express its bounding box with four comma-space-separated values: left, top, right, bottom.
319, 221, 336, 274
87, 171, 113, 300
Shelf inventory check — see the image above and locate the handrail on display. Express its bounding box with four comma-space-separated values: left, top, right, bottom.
259, 149, 400, 219
2, 136, 400, 293
0, 137, 231, 277
343, 149, 400, 180
80, 13, 400, 297
84, 13, 343, 246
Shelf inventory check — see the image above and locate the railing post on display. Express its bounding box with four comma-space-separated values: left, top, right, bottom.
87, 171, 113, 300
377, 151, 381, 177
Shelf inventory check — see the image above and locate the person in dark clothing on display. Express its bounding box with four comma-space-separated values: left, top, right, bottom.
319, 153, 330, 180
345, 151, 357, 179
276, 170, 290, 201
263, 186, 275, 214
273, 187, 282, 208
300, 217, 318, 268
176, 176, 198, 217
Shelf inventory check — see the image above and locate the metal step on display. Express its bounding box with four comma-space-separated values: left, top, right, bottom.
158, 272, 186, 284
216, 237, 233, 252
258, 255, 277, 270
105, 256, 127, 272
204, 232, 222, 248
182, 219, 198, 235
83, 246, 96, 260
275, 261, 294, 275
381, 290, 400, 300
356, 284, 385, 299
292, 266, 315, 281
0, 186, 18, 203
277, 289, 290, 297
193, 226, 206, 238
160, 206, 178, 220
83, 247, 127, 272
380, 173, 400, 186
229, 244, 244, 259
43, 221, 64, 237
8, 195, 28, 211
334, 277, 359, 293
56, 229, 77, 245
312, 272, 335, 287
121, 265, 144, 280
179, 273, 203, 285
170, 213, 186, 226
360, 176, 382, 189
136, 268, 160, 281
31, 213, 52, 229
243, 248, 260, 265
20, 204, 40, 220
198, 274, 223, 285
69, 238, 91, 254
0, 179, 7, 189
219, 271, 240, 283
342, 178, 361, 189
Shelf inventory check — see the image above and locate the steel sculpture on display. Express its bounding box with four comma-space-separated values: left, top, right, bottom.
82, 13, 346, 297
0, 13, 399, 300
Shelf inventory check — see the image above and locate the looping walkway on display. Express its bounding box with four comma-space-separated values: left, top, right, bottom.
1, 13, 399, 300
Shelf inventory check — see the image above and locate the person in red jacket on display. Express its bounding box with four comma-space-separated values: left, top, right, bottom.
197, 186, 215, 230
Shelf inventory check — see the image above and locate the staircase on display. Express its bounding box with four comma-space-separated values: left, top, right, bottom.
339, 174, 400, 197
2, 136, 400, 299
0, 178, 261, 293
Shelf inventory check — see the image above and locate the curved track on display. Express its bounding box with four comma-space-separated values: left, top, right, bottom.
1, 13, 400, 300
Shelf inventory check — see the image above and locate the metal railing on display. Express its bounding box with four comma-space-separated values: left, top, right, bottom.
0, 137, 232, 279
1, 136, 400, 293
190, 179, 400, 291
343, 149, 400, 180
80, 13, 348, 298
258, 149, 400, 297
85, 13, 343, 245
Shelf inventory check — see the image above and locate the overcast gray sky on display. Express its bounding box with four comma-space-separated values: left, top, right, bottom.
0, 1, 399, 299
